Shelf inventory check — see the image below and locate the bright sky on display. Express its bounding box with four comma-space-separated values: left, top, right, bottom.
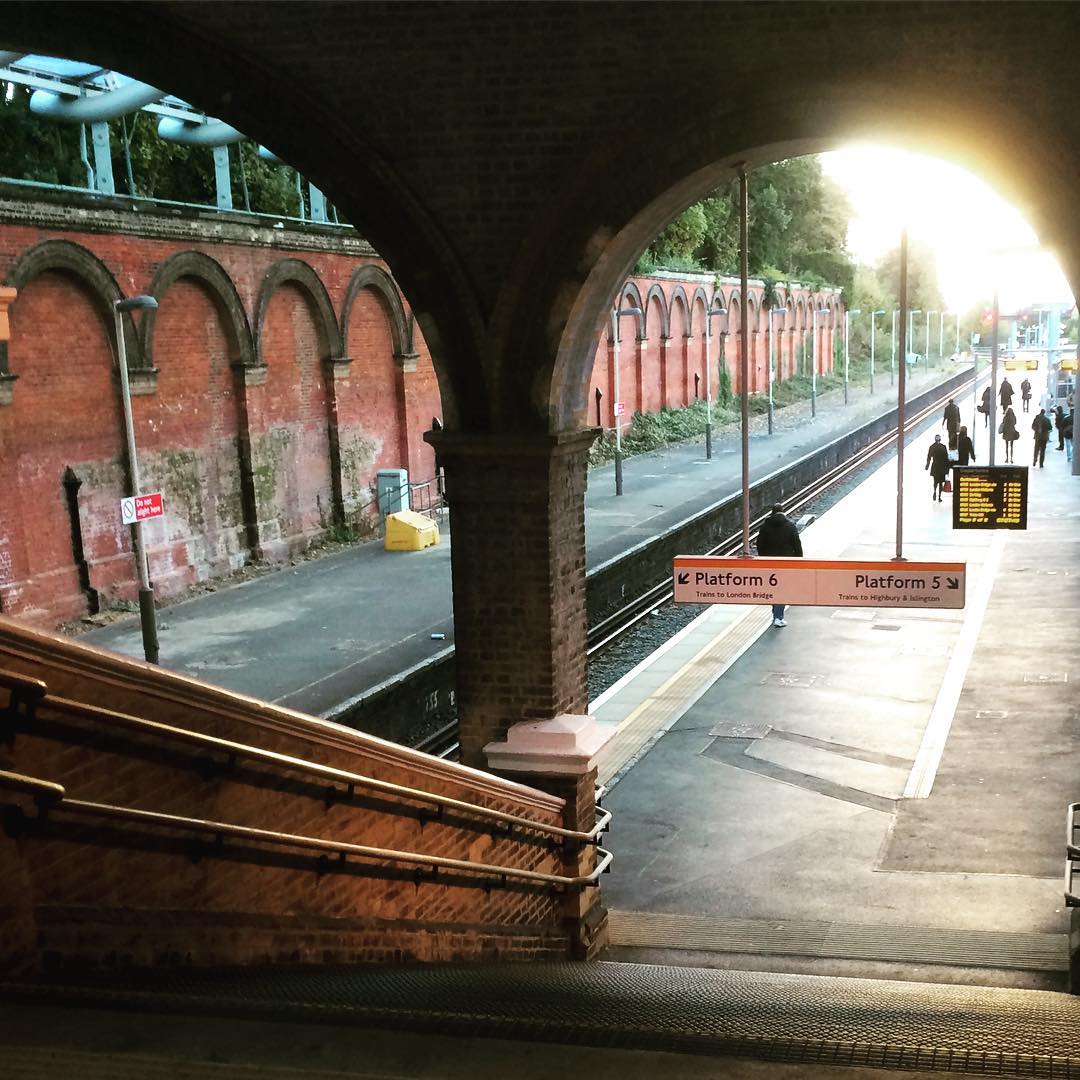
820, 145, 1075, 314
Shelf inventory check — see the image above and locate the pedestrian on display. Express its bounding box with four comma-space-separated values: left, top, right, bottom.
1031, 407, 1052, 467
955, 424, 976, 466
1020, 377, 1032, 412
979, 384, 992, 427
999, 404, 1019, 463
756, 502, 802, 628
1064, 408, 1073, 463
941, 397, 961, 450
1054, 405, 1065, 450
925, 433, 951, 501
999, 376, 1014, 410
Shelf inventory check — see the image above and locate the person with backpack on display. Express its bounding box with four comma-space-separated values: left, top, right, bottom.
999, 405, 1019, 463
1020, 377, 1032, 412
756, 503, 802, 628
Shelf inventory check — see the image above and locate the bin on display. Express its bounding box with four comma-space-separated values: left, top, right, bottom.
384, 509, 440, 551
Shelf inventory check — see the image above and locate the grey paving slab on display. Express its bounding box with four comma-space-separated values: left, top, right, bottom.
81, 369, 964, 713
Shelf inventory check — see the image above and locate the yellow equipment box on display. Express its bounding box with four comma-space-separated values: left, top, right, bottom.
384, 510, 440, 551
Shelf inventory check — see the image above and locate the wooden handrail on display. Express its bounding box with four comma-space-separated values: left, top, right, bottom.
44, 794, 612, 890
27, 691, 611, 845
0, 667, 48, 704
0, 768, 64, 802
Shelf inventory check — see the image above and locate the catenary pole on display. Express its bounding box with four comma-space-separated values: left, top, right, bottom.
739, 167, 751, 556
895, 230, 908, 562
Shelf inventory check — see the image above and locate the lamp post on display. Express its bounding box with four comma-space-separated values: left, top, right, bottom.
954, 311, 960, 357
843, 307, 860, 404
939, 311, 946, 361
703, 300, 727, 458
869, 309, 885, 395
925, 310, 935, 368
767, 305, 786, 435
114, 294, 160, 663
811, 307, 830, 418
610, 304, 642, 496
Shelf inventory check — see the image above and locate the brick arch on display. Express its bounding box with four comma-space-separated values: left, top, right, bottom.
254, 259, 343, 365
688, 286, 711, 336
667, 287, 690, 336
341, 264, 412, 361
2, 238, 141, 371
141, 250, 255, 371
613, 281, 645, 339
642, 283, 670, 340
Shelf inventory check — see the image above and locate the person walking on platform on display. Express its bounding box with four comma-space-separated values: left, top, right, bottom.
756, 503, 802, 628
999, 404, 1019, 463
1064, 408, 1074, 462
1031, 408, 1052, 467
979, 384, 992, 427
925, 434, 951, 501
1020, 377, 1032, 412
956, 425, 976, 466
999, 376, 1015, 411
1054, 405, 1066, 450
941, 397, 961, 450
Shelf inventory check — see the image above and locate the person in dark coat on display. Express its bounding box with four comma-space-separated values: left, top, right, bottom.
941, 398, 961, 449
925, 433, 951, 501
955, 424, 975, 466
1020, 377, 1032, 412
1032, 408, 1052, 467
999, 404, 1019, 463
999, 376, 1014, 409
1064, 409, 1074, 462
979, 384, 992, 427
756, 502, 802, 628
1054, 405, 1066, 450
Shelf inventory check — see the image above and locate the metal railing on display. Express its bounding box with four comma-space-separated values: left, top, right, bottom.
0, 769, 611, 892
1067, 802, 1079, 907
0, 669, 610, 845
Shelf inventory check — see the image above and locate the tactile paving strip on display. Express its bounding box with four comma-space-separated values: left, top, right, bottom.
3, 961, 1079, 1076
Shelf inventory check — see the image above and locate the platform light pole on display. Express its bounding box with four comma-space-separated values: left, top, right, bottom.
610, 304, 642, 496
939, 311, 946, 361
869, 309, 885, 395
114, 294, 160, 663
811, 307, 830, 418
890, 308, 897, 387
843, 307, 860, 404
768, 305, 786, 435
989, 291, 1000, 466
925, 310, 935, 368
703, 299, 727, 459
907, 309, 922, 378
954, 311, 960, 357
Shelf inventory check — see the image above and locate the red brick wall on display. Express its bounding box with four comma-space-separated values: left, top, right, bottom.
1, 617, 576, 970
590, 275, 841, 423
0, 200, 443, 627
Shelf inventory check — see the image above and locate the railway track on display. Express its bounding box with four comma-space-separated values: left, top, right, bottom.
414, 375, 974, 761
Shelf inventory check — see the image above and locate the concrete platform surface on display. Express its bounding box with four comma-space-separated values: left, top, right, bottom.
599, 406, 1079, 988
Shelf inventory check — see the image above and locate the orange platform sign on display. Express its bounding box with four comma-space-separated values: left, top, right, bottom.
672, 556, 966, 610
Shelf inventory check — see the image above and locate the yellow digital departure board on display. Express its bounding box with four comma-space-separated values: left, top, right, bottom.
952, 466, 1028, 530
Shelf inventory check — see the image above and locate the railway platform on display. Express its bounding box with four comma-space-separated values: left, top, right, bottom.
82, 365, 971, 719
595, 408, 1079, 989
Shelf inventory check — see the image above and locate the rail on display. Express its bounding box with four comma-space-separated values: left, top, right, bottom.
585, 372, 977, 655
1067, 802, 1080, 907
0, 770, 611, 891
0, 670, 610, 845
